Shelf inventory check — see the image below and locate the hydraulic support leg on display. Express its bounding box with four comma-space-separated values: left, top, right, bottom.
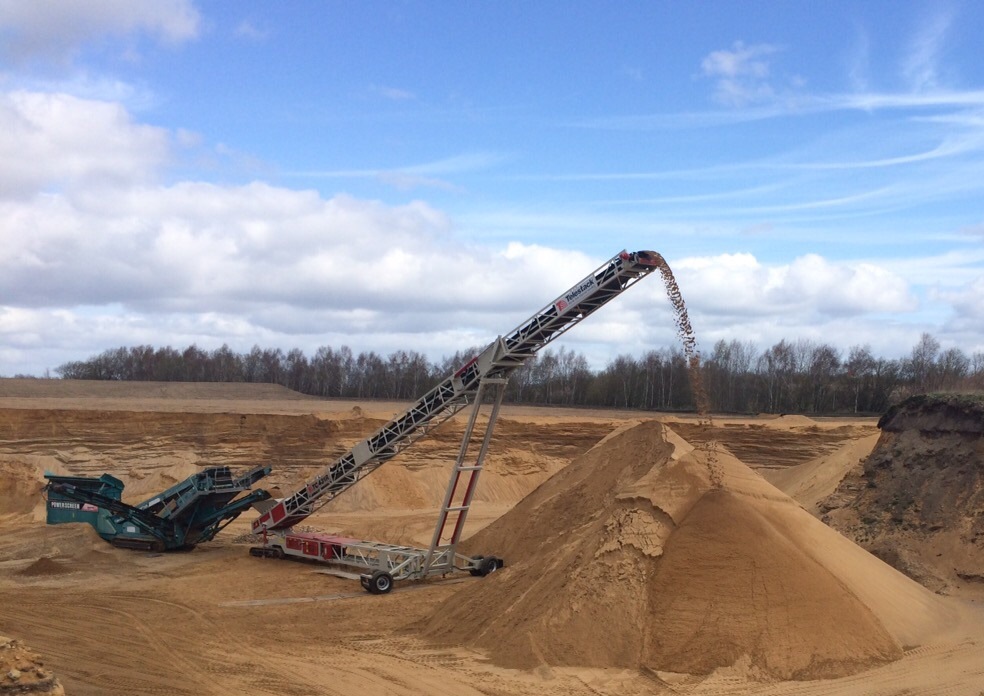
424, 377, 507, 574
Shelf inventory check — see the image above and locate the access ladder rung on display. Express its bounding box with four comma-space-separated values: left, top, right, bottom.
455, 466, 483, 472
443, 505, 470, 512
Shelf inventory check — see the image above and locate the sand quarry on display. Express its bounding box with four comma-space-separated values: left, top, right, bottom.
1, 379, 983, 695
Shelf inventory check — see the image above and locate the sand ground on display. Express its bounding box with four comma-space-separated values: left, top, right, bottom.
1, 381, 983, 695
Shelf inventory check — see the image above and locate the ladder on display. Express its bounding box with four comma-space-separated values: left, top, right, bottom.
423, 377, 506, 574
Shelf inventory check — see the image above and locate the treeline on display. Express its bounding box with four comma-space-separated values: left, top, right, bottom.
54, 333, 984, 415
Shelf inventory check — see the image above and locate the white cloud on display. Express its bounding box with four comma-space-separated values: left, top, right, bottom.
0, 90, 169, 198
0, 73, 979, 377
880, 248, 984, 288
0, 181, 644, 374
0, 97, 679, 375
671, 253, 916, 319
0, 163, 602, 326
0, 193, 968, 375
940, 276, 984, 322
0, 0, 200, 64
700, 41, 780, 106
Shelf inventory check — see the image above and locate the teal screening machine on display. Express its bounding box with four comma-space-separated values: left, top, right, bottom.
43, 465, 271, 551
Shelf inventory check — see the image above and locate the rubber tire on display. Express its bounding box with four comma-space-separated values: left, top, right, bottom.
367, 570, 394, 595
469, 555, 485, 577
479, 556, 501, 576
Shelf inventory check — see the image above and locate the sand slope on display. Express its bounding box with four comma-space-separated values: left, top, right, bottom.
822, 393, 984, 597
425, 420, 949, 680
764, 432, 880, 513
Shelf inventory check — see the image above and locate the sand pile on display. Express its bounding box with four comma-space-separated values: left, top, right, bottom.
16, 557, 72, 577
425, 420, 948, 680
0, 459, 46, 517
0, 636, 63, 695
0, 457, 67, 521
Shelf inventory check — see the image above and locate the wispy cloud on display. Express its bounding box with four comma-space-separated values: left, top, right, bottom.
234, 19, 268, 42
700, 41, 780, 106
902, 7, 954, 91
512, 125, 984, 184
369, 84, 416, 101
775, 134, 984, 171
846, 23, 871, 92
287, 151, 507, 178
283, 151, 509, 191
377, 171, 463, 193
568, 87, 984, 138
717, 186, 901, 215
402, 152, 510, 175
825, 90, 984, 110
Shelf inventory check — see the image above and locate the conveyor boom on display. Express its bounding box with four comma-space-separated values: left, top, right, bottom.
252, 249, 661, 533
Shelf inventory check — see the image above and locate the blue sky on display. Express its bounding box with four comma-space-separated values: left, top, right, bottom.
1, 1, 983, 376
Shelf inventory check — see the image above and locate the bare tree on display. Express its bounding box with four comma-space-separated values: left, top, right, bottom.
937, 347, 970, 391
807, 343, 841, 413
906, 332, 940, 393
846, 345, 876, 413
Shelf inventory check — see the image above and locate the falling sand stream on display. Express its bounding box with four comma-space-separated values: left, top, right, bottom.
649, 252, 721, 486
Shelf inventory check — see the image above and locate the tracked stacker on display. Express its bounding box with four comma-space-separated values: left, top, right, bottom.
44, 465, 271, 551
250, 249, 662, 592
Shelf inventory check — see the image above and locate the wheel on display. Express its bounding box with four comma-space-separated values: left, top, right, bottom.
469, 555, 485, 577
479, 556, 501, 576
367, 570, 394, 595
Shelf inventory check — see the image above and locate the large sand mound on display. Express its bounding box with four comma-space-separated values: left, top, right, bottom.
425, 420, 948, 680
